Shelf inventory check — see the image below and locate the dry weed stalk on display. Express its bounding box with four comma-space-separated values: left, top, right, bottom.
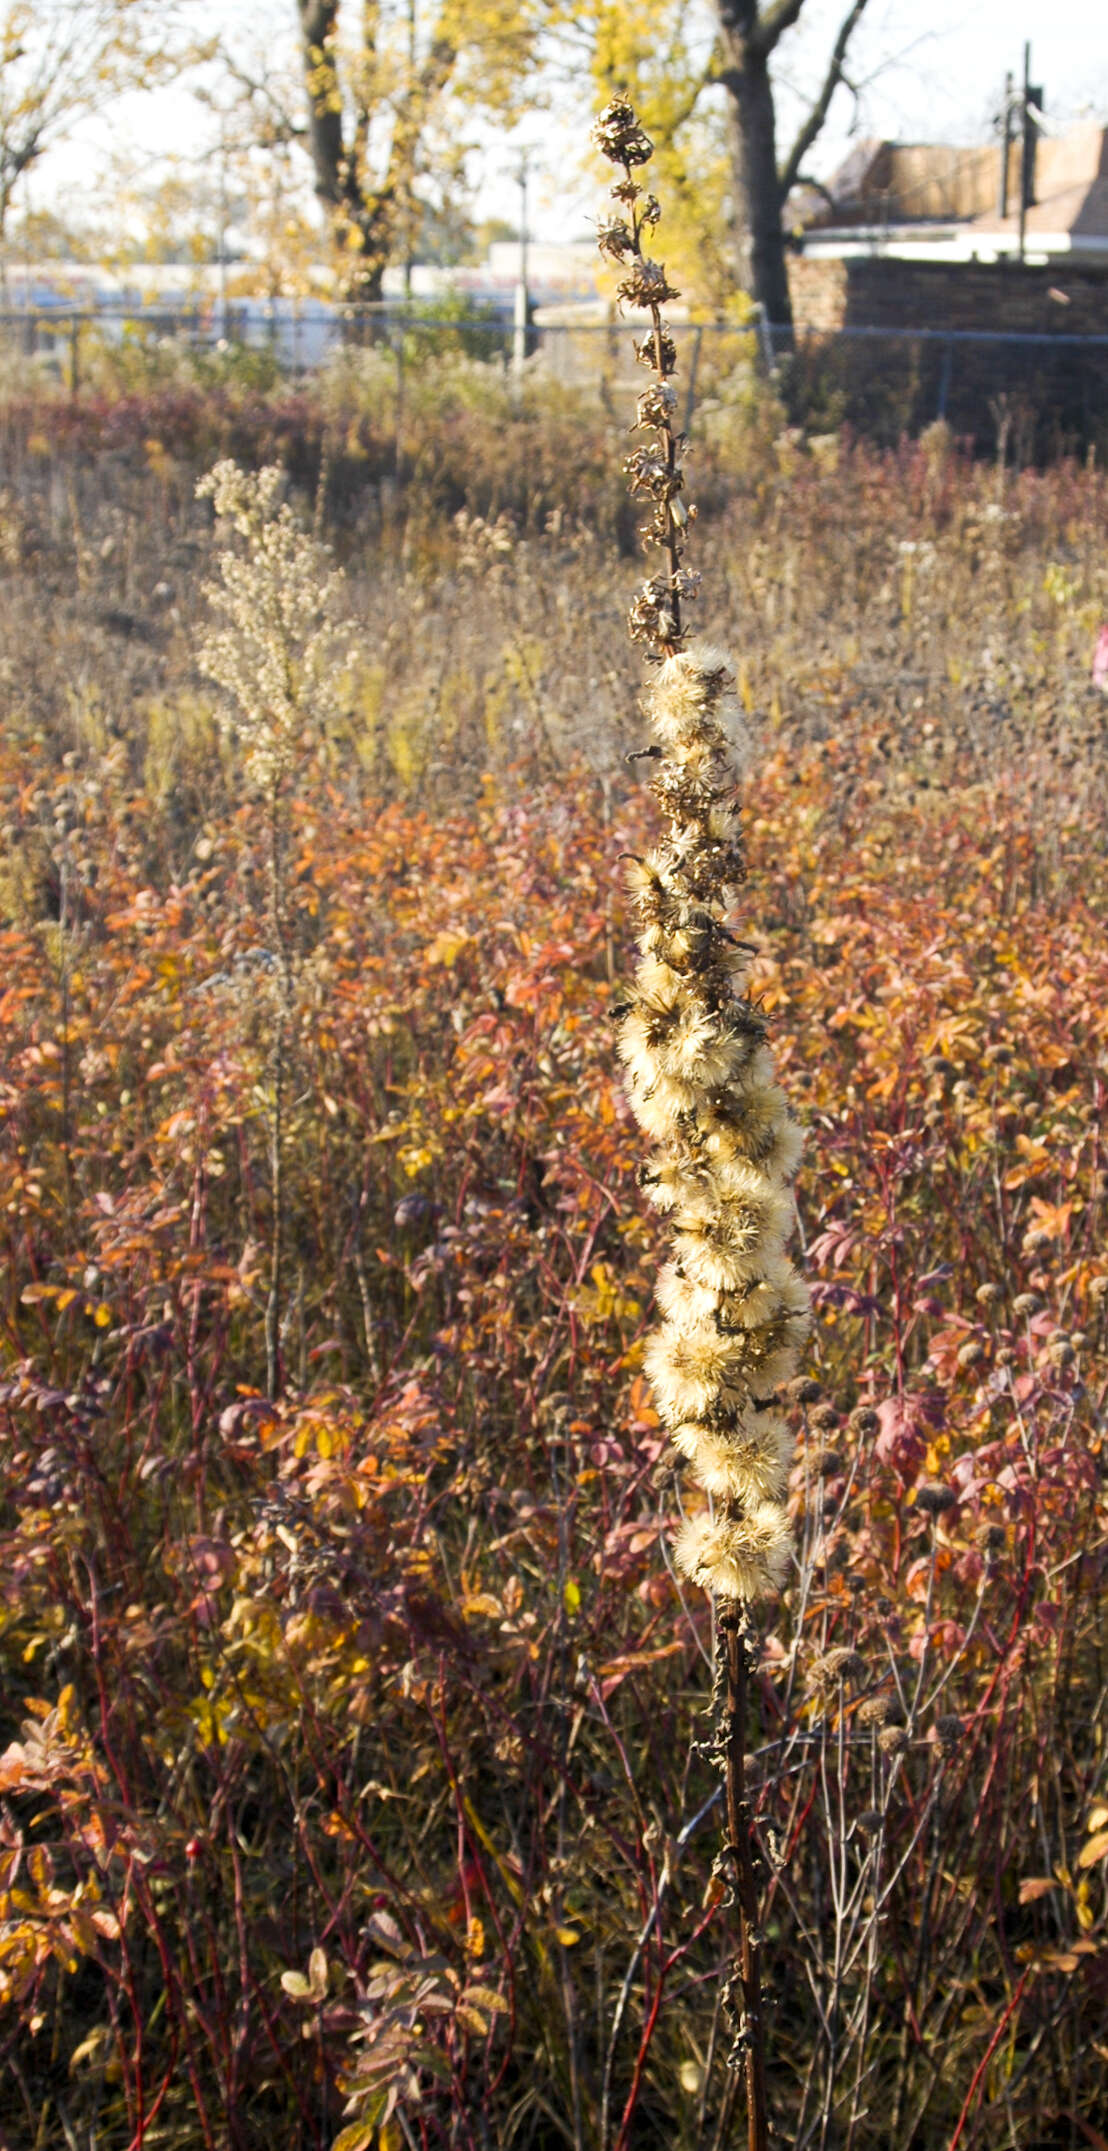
198, 460, 350, 1396
595, 98, 811, 2151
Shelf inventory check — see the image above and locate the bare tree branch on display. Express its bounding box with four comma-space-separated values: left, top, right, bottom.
751, 0, 808, 59
777, 0, 872, 199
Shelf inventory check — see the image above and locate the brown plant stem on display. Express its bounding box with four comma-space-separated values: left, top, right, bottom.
265, 782, 292, 1403
719, 1600, 769, 2151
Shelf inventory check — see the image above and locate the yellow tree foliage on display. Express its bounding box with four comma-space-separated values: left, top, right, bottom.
585, 1, 737, 314
296, 0, 547, 300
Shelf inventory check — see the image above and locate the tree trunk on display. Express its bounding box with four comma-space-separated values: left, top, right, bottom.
722, 41, 793, 337
297, 0, 390, 300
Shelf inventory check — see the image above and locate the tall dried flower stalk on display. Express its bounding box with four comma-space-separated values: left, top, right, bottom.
595, 99, 811, 2151
198, 460, 349, 1398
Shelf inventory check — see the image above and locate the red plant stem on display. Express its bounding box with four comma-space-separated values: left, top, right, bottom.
720, 1603, 770, 2151
946, 1968, 1030, 2150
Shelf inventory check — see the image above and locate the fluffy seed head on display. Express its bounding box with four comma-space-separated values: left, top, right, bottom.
673, 1505, 793, 1599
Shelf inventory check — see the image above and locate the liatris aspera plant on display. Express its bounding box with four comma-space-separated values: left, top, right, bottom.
595, 98, 811, 2150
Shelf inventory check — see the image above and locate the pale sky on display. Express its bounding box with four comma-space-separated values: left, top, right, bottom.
39, 0, 1107, 248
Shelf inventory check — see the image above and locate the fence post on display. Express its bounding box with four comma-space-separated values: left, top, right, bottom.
394, 330, 405, 486
937, 338, 954, 421
755, 302, 775, 376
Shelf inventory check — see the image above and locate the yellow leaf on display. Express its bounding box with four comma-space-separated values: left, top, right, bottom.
462, 1983, 508, 2015
425, 930, 469, 968
563, 1578, 581, 1616
330, 2125, 376, 2151
553, 1926, 581, 1946
1077, 1830, 1108, 1869
93, 1304, 113, 1329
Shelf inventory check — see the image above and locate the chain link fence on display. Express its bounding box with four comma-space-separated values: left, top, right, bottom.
3, 300, 1107, 455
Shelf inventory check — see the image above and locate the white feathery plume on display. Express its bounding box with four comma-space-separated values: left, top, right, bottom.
621, 648, 810, 1601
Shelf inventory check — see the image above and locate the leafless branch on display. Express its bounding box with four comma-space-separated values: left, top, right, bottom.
778, 0, 872, 200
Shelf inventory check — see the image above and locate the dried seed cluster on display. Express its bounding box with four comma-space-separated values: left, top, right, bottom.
592, 98, 699, 654
596, 98, 810, 1603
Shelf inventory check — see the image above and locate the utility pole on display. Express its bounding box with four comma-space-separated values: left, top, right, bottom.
1018, 41, 1044, 265
512, 151, 529, 376
218, 121, 229, 337
997, 70, 1014, 219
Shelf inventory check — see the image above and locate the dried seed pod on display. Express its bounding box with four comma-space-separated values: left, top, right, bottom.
814, 1448, 844, 1479
878, 1725, 909, 1757
810, 1646, 866, 1689
914, 1483, 957, 1517
935, 1713, 964, 1756
807, 1401, 840, 1432
592, 98, 654, 166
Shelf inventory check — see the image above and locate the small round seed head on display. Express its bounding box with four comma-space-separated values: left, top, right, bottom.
788, 1377, 823, 1407
849, 1406, 879, 1439
814, 1448, 844, 1479
996, 1345, 1019, 1368
855, 1809, 884, 1834
1022, 1228, 1054, 1256
857, 1694, 895, 1728
1046, 1337, 1075, 1367
935, 1713, 964, 1756
593, 98, 654, 167
807, 1400, 840, 1432
810, 1646, 866, 1690
975, 1282, 1003, 1308
878, 1725, 909, 1756
618, 257, 679, 310
635, 326, 676, 374
979, 1522, 1007, 1553
1089, 1275, 1108, 1305
914, 1483, 957, 1517
1012, 1293, 1041, 1318
597, 216, 635, 263
956, 1339, 985, 1370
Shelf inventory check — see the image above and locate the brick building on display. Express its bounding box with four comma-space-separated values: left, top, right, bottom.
787, 124, 1108, 447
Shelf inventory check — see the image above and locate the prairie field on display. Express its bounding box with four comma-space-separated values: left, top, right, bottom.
1, 358, 1108, 2150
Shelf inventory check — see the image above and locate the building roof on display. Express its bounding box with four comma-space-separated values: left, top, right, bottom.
797, 121, 1108, 266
